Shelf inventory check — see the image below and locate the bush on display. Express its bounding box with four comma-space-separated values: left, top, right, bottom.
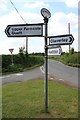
52, 52, 80, 67
2, 54, 44, 74
2, 64, 23, 73
2, 55, 11, 68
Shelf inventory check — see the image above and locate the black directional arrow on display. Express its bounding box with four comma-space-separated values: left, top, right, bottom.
69, 36, 72, 42
69, 36, 74, 43
5, 26, 10, 37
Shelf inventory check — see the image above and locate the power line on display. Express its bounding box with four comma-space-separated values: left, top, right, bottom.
10, 0, 26, 23
10, 0, 28, 54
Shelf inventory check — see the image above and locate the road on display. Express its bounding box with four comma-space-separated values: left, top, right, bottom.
48, 59, 79, 88
1, 67, 43, 85
1, 59, 79, 87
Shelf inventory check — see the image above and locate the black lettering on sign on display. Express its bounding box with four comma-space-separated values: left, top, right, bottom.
24, 27, 41, 31
12, 28, 22, 32
24, 27, 29, 30
50, 39, 55, 43
12, 31, 22, 35
49, 50, 58, 54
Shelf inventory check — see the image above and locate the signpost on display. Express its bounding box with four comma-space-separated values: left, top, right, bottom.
49, 34, 74, 45
47, 45, 61, 49
48, 47, 62, 56
41, 8, 51, 113
5, 23, 43, 37
5, 8, 74, 113
9, 48, 14, 54
9, 48, 14, 65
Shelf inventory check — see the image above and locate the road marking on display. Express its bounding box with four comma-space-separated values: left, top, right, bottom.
40, 65, 50, 75
59, 79, 64, 81
40, 66, 45, 74
15, 73, 23, 76
50, 77, 54, 80
0, 75, 10, 79
1, 73, 23, 79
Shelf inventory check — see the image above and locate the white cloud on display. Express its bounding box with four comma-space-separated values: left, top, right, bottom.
0, 37, 27, 54
49, 12, 78, 35
23, 0, 79, 8
48, 12, 78, 52
0, 11, 25, 32
28, 38, 44, 53
0, 0, 79, 14
19, 11, 43, 23
12, 0, 62, 3
0, 10, 44, 54
24, 1, 48, 9
64, 0, 79, 8
0, 0, 8, 11
0, 10, 44, 33
0, 2, 78, 54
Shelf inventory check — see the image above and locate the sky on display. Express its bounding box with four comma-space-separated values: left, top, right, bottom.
0, 0, 79, 54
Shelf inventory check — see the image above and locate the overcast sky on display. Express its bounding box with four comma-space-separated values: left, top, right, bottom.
0, 0, 79, 54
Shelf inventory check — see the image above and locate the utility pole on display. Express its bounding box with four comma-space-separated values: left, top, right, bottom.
26, 37, 28, 54
68, 23, 70, 52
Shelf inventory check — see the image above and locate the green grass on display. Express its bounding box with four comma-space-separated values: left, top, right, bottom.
0, 85, 2, 119
2, 80, 78, 118
50, 52, 80, 68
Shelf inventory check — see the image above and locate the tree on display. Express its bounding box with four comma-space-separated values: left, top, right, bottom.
19, 46, 25, 55
19, 46, 28, 57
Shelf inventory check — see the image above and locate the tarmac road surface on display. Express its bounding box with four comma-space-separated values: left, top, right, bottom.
48, 59, 79, 88
1, 59, 79, 87
1, 67, 43, 85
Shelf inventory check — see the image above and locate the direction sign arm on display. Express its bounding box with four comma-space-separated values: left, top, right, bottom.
5, 26, 10, 37
49, 34, 74, 45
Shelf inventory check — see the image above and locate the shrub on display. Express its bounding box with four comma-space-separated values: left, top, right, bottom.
2, 64, 23, 73
52, 52, 80, 67
2, 54, 44, 73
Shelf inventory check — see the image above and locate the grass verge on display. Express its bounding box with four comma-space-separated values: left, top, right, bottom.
2, 80, 78, 118
50, 52, 80, 68
0, 85, 2, 120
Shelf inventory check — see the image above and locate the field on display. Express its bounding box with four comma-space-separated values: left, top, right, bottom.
2, 79, 78, 118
